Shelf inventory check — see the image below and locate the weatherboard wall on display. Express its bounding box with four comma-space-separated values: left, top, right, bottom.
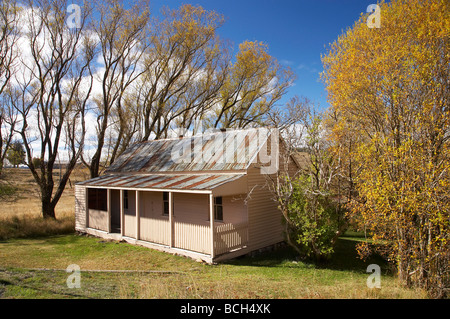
74, 185, 87, 232
246, 165, 284, 252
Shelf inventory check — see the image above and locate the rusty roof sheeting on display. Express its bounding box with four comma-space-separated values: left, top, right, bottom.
106, 128, 272, 174
77, 173, 245, 191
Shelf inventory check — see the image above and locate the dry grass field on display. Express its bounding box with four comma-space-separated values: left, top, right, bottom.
0, 167, 89, 239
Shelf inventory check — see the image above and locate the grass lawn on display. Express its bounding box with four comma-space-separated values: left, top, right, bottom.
0, 233, 428, 299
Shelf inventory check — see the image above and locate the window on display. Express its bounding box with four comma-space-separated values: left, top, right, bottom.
88, 188, 107, 211
163, 192, 169, 216
124, 190, 129, 210
214, 196, 223, 221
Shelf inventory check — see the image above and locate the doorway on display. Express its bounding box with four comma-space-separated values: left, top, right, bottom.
110, 189, 121, 233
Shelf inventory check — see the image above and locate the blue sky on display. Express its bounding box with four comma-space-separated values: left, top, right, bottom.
149, 0, 379, 111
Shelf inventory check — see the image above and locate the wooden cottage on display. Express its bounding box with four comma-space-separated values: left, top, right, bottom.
74, 128, 299, 263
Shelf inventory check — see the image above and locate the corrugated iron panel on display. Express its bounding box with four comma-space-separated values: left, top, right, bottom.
106, 128, 272, 174
78, 173, 245, 191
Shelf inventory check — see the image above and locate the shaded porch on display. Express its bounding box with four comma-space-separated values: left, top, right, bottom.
81, 173, 249, 262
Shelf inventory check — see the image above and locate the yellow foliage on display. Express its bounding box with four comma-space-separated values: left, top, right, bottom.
322, 0, 449, 298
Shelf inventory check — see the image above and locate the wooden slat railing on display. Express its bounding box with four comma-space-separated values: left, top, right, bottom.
214, 222, 249, 256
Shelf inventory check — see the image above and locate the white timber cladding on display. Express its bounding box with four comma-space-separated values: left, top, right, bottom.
138, 191, 171, 245
74, 185, 86, 231
124, 190, 136, 238
246, 165, 284, 251
88, 209, 108, 231
174, 193, 212, 254
244, 138, 300, 252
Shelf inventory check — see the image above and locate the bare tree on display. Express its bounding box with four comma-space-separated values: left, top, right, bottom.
0, 87, 19, 173
83, 0, 151, 178
0, 0, 19, 95
13, 0, 95, 219
0, 0, 20, 174
137, 4, 228, 141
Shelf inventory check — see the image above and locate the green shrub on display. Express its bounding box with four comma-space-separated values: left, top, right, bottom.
286, 176, 346, 262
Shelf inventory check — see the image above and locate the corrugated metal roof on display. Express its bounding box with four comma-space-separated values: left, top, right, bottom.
77, 173, 246, 191
106, 128, 272, 174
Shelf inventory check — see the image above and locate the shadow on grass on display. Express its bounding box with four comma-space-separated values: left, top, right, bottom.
225, 235, 393, 276
324, 237, 391, 273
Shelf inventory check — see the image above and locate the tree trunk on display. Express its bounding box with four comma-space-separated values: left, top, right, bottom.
42, 196, 56, 219
89, 154, 100, 179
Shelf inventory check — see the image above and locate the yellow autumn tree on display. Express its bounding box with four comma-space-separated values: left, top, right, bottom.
322, 0, 449, 297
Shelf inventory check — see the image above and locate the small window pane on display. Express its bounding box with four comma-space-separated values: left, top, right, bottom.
163, 192, 170, 215
215, 196, 222, 205
214, 196, 223, 221
88, 188, 107, 211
